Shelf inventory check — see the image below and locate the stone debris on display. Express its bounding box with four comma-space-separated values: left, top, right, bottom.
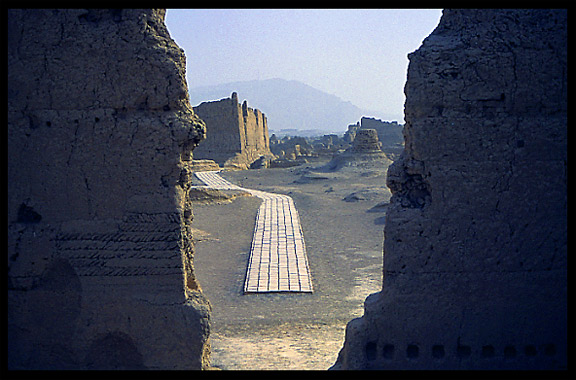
194, 171, 313, 293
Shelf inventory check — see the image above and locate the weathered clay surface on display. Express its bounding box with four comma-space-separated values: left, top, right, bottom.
8, 9, 211, 369
333, 9, 567, 370
193, 92, 273, 169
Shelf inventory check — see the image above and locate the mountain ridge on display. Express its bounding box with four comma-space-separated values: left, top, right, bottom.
188, 78, 399, 133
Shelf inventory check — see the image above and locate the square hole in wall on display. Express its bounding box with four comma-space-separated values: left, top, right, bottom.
382, 344, 394, 360
432, 345, 445, 359
407, 344, 419, 359
504, 345, 517, 359
481, 345, 495, 358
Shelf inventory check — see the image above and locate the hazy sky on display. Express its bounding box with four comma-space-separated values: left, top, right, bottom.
165, 9, 443, 121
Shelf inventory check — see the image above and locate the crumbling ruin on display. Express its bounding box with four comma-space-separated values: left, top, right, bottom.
345, 117, 404, 158
325, 129, 393, 171
192, 92, 273, 169
8, 9, 211, 370
350, 129, 383, 153
333, 9, 567, 370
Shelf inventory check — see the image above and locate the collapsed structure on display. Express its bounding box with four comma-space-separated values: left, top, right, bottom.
333, 9, 567, 370
192, 92, 273, 169
8, 9, 211, 369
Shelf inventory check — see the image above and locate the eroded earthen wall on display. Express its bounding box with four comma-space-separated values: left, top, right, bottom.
193, 92, 272, 168
333, 9, 567, 370
191, 94, 243, 164
360, 117, 403, 146
242, 100, 270, 156
8, 9, 211, 370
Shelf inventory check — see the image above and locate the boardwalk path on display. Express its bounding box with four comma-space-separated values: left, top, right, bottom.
194, 171, 313, 293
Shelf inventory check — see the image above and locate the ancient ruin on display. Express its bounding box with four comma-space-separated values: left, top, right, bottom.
333, 9, 567, 370
325, 129, 393, 171
345, 117, 404, 158
8, 9, 211, 369
192, 92, 274, 169
267, 118, 403, 169
350, 129, 383, 153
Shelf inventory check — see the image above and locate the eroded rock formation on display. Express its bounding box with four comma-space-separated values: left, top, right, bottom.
333, 9, 567, 370
8, 9, 211, 369
192, 92, 273, 169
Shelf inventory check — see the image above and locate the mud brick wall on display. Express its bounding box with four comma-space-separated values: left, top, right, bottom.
193, 92, 272, 169
8, 9, 211, 370
333, 9, 567, 370
241, 99, 270, 158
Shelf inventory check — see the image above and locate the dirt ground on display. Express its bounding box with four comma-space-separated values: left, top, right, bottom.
191, 156, 391, 370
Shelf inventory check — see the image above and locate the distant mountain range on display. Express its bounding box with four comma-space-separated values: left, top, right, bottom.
188, 78, 399, 134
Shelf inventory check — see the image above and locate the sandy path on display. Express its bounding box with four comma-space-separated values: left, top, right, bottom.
210, 323, 346, 370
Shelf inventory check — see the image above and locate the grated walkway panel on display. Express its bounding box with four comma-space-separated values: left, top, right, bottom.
194, 171, 313, 293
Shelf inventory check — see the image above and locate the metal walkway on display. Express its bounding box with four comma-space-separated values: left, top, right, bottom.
194, 171, 313, 293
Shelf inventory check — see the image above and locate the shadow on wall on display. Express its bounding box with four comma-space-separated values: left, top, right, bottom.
332, 8, 567, 371
8, 9, 211, 370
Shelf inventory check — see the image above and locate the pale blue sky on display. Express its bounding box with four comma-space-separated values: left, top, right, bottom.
166, 9, 443, 121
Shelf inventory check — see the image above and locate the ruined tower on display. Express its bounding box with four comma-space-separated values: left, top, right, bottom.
351, 129, 383, 153
192, 92, 273, 169
327, 128, 393, 171
345, 117, 404, 158
333, 9, 567, 370
8, 9, 211, 369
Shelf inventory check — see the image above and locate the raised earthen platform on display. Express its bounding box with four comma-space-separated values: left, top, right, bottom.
194, 171, 313, 293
